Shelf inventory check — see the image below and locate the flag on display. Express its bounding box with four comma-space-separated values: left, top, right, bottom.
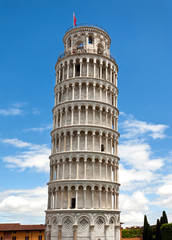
73, 12, 76, 26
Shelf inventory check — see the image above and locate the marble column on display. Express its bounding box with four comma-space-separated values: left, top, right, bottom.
76, 159, 79, 179
85, 132, 88, 150
93, 84, 96, 100
67, 63, 69, 79
79, 83, 82, 99
60, 190, 63, 209
92, 159, 95, 179
85, 106, 88, 124
75, 190, 78, 209
92, 132, 95, 151
84, 160, 87, 179
80, 60, 82, 77
105, 189, 108, 208
83, 189, 86, 208
90, 226, 94, 240
86, 83, 89, 100
73, 226, 78, 240
93, 107, 95, 124
78, 107, 81, 124
93, 61, 96, 78
70, 133, 73, 151
100, 63, 102, 78
116, 192, 119, 209
99, 189, 102, 208
57, 161, 59, 180
91, 190, 94, 209
63, 134, 66, 151
72, 84, 75, 100
87, 60, 89, 77
77, 133, 80, 150
73, 62, 76, 77
69, 160, 72, 179
68, 189, 70, 209
71, 108, 74, 125
58, 226, 62, 240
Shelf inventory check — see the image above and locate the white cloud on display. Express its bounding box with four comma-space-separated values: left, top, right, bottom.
120, 114, 168, 139
0, 103, 24, 116
118, 113, 165, 191
32, 108, 41, 115
118, 112, 172, 226
0, 187, 47, 223
23, 123, 52, 133
158, 184, 172, 196
121, 211, 144, 227
120, 191, 149, 227
1, 138, 32, 148
1, 138, 50, 172
152, 174, 172, 209
119, 164, 156, 189
119, 140, 164, 171
120, 191, 149, 211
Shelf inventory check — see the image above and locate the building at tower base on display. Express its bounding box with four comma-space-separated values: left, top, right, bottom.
45, 24, 120, 240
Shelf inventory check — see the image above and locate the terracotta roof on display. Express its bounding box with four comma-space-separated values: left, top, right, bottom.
0, 223, 45, 231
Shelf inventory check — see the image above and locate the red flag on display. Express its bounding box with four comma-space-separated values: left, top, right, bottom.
73, 12, 76, 26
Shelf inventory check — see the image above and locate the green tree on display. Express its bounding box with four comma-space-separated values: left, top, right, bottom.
155, 219, 161, 240
161, 223, 172, 240
162, 211, 168, 224
160, 216, 163, 226
149, 226, 153, 240
143, 215, 150, 240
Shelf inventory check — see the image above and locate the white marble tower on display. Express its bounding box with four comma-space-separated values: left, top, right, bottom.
45, 25, 120, 240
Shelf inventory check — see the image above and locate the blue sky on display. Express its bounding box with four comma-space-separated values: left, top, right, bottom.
0, 0, 172, 226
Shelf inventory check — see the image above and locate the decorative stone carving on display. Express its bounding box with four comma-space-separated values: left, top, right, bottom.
63, 217, 73, 229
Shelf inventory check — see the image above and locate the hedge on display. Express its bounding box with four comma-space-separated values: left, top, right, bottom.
122, 229, 143, 238
161, 223, 172, 240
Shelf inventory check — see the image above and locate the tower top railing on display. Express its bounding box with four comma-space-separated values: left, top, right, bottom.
57, 49, 117, 65
65, 24, 108, 34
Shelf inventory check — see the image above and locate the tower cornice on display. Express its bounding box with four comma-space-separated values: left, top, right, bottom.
63, 26, 111, 46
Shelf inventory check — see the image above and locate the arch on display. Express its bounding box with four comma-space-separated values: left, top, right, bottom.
78, 185, 84, 209
89, 58, 94, 77
67, 37, 71, 48
78, 216, 90, 229
75, 40, 84, 49
75, 58, 80, 77
51, 216, 58, 226
109, 216, 116, 225
82, 58, 87, 76
86, 186, 92, 208
94, 216, 105, 229
69, 59, 73, 78
88, 34, 94, 44
97, 43, 104, 55
62, 216, 73, 229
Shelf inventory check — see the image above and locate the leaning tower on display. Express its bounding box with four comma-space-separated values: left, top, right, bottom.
45, 25, 120, 240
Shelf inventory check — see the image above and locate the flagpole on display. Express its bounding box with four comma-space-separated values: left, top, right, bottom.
73, 12, 76, 27
73, 12, 74, 27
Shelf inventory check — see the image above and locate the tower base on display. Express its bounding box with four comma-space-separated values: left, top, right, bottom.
45, 211, 121, 240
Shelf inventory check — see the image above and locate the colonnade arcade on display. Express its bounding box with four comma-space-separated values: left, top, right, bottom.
53, 103, 118, 130
48, 183, 119, 210
54, 79, 118, 107
51, 128, 119, 155
55, 56, 118, 85
49, 155, 119, 182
